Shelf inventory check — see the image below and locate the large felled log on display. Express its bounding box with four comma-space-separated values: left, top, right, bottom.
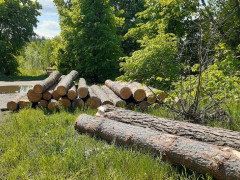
52, 75, 65, 100
33, 71, 61, 93
67, 83, 77, 100
86, 87, 101, 109
56, 70, 79, 96
48, 99, 58, 111
27, 89, 42, 102
7, 93, 27, 110
105, 80, 132, 99
101, 86, 126, 107
91, 85, 113, 105
97, 105, 240, 151
75, 114, 240, 180
77, 78, 88, 98
119, 81, 146, 102
72, 98, 84, 109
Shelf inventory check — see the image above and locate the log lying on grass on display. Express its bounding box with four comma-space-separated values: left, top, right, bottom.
67, 83, 77, 100
97, 105, 240, 151
77, 78, 88, 98
27, 89, 42, 102
7, 93, 27, 110
75, 114, 240, 180
101, 85, 126, 107
33, 71, 61, 93
105, 80, 132, 99
59, 97, 71, 108
56, 70, 79, 96
86, 87, 101, 109
91, 85, 113, 105
72, 98, 84, 109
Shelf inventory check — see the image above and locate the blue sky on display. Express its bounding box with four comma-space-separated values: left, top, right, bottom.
34, 0, 60, 39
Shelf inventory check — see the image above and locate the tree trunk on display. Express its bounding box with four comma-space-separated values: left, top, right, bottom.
27, 89, 42, 102
72, 98, 84, 109
97, 105, 240, 151
119, 81, 146, 102
91, 85, 113, 105
86, 87, 101, 109
33, 71, 61, 93
67, 83, 77, 100
77, 78, 89, 98
7, 93, 27, 110
101, 85, 126, 108
56, 70, 79, 96
59, 97, 71, 108
42, 82, 58, 100
75, 114, 240, 180
19, 96, 31, 109
38, 99, 48, 109
105, 80, 132, 99
48, 99, 58, 111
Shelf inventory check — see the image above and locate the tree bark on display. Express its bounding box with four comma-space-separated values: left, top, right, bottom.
72, 98, 84, 109
85, 87, 101, 109
77, 78, 89, 98
97, 105, 240, 151
27, 89, 42, 102
7, 93, 27, 110
38, 99, 48, 109
75, 114, 240, 180
105, 80, 132, 99
33, 71, 61, 93
91, 85, 113, 105
56, 70, 79, 96
67, 83, 77, 100
48, 99, 58, 111
101, 85, 126, 108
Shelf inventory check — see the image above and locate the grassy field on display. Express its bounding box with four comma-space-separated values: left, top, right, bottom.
0, 107, 215, 180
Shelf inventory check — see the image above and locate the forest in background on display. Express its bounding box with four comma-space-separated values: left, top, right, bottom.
1, 0, 240, 123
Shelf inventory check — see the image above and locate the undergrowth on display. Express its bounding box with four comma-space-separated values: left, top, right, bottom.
0, 108, 213, 179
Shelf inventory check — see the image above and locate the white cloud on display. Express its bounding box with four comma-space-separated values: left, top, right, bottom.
35, 21, 60, 38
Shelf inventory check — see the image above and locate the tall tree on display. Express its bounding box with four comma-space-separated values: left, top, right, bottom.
0, 0, 41, 75
54, 0, 123, 83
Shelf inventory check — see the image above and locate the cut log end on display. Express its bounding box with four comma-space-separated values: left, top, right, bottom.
120, 87, 132, 99
139, 101, 149, 111
57, 86, 67, 96
27, 89, 42, 102
59, 98, 71, 108
158, 92, 168, 101
116, 101, 126, 108
147, 95, 157, 104
78, 87, 88, 98
133, 89, 146, 102
7, 101, 18, 111
48, 100, 58, 111
68, 91, 77, 100
52, 91, 61, 100
33, 84, 43, 94
38, 100, 48, 109
43, 92, 52, 101
86, 97, 101, 109
72, 99, 84, 109
19, 99, 31, 109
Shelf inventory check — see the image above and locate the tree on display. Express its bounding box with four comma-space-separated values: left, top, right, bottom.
0, 0, 41, 75
54, 0, 123, 83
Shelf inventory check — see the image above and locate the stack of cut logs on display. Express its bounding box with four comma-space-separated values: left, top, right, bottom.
7, 70, 168, 111
75, 105, 240, 180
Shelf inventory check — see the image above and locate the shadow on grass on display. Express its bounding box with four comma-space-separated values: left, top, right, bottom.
0, 74, 48, 81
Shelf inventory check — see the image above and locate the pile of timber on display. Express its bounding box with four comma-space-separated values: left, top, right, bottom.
74, 105, 240, 180
6, 72, 167, 111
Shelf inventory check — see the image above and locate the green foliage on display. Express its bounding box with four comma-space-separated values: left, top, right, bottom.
119, 28, 180, 90
0, 0, 41, 75
54, 0, 123, 83
0, 108, 210, 179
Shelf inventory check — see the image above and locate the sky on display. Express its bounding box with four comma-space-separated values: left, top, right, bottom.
34, 0, 61, 39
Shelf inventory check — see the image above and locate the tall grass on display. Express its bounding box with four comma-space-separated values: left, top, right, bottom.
0, 108, 212, 179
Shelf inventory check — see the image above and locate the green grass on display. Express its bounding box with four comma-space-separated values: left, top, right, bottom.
0, 108, 213, 179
